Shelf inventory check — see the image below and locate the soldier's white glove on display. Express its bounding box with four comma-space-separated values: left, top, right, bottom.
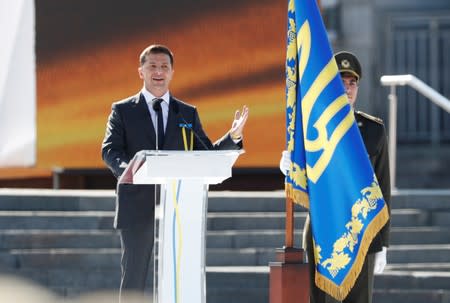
374, 246, 387, 274
279, 150, 292, 176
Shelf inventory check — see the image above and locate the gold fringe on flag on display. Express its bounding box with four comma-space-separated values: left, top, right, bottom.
285, 182, 310, 210
315, 204, 389, 300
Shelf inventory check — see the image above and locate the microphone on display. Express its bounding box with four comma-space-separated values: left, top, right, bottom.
173, 102, 210, 150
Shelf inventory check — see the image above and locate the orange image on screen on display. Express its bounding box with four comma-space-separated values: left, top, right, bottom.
4, 0, 288, 180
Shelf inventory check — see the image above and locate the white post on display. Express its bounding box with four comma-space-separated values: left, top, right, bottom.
0, 0, 36, 166
387, 85, 397, 191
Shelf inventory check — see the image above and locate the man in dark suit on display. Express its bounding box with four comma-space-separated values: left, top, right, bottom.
279, 51, 390, 303
101, 44, 248, 301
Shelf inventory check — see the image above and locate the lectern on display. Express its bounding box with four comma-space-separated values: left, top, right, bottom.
121, 150, 243, 303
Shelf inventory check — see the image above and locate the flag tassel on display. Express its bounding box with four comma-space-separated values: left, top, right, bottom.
315, 204, 389, 300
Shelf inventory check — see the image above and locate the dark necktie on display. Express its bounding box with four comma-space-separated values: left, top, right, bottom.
152, 98, 165, 149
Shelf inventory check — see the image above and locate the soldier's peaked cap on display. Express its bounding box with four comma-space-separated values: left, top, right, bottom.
334, 51, 362, 80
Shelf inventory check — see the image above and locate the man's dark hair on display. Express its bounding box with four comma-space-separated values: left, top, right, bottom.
139, 44, 174, 67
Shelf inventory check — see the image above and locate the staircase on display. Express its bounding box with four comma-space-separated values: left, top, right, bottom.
396, 145, 450, 189
0, 189, 449, 302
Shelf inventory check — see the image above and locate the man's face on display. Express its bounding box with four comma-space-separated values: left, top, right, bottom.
341, 73, 359, 108
138, 52, 174, 96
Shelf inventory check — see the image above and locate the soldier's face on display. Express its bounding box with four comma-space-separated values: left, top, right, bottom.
341, 74, 359, 108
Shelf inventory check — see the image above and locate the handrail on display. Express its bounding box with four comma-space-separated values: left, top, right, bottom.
381, 75, 450, 113
380, 74, 450, 190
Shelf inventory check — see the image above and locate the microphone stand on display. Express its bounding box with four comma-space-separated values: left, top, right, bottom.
153, 99, 163, 151
155, 114, 159, 151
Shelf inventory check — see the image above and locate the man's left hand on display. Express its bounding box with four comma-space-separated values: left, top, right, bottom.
229, 105, 249, 140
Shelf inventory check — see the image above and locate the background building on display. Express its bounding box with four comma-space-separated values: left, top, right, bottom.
322, 0, 450, 187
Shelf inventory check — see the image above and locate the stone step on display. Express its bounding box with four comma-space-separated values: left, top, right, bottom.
208, 267, 450, 291
374, 270, 450, 290
0, 226, 448, 251
206, 244, 450, 266
388, 244, 450, 263
208, 288, 450, 303
0, 208, 440, 231
207, 209, 445, 230
0, 249, 121, 269
433, 211, 450, 227
207, 226, 450, 248
207, 268, 450, 302
2, 189, 450, 213
1, 226, 448, 251
390, 227, 450, 245
3, 244, 446, 270
0, 190, 285, 213
207, 288, 267, 303
209, 269, 450, 295
390, 189, 450, 209
0, 268, 120, 291
6, 267, 450, 291
0, 230, 120, 250
1, 266, 449, 302
0, 189, 115, 211
386, 262, 450, 272
373, 289, 450, 303
0, 211, 114, 230
209, 190, 450, 212
207, 212, 306, 230
396, 146, 450, 179
0, 190, 286, 213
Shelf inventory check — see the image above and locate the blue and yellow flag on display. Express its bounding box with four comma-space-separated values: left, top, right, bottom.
285, 0, 389, 300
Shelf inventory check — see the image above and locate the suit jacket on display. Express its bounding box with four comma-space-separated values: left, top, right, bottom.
102, 93, 242, 228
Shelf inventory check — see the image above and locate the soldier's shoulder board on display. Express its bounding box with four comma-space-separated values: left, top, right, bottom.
356, 111, 384, 125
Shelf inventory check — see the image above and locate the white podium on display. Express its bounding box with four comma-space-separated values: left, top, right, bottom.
122, 150, 242, 303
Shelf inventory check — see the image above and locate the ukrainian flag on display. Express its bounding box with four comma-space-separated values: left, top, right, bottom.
285, 0, 389, 299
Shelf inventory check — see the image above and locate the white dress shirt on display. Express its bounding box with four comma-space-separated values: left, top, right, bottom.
141, 87, 170, 133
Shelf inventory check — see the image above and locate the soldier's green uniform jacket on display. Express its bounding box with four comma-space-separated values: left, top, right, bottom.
355, 110, 391, 253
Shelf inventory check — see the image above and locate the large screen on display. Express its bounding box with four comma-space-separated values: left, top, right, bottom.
36, 0, 287, 169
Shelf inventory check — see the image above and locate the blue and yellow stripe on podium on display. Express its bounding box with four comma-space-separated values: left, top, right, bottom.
171, 180, 183, 303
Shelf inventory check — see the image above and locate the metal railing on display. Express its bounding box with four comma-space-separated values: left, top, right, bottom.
380, 74, 450, 190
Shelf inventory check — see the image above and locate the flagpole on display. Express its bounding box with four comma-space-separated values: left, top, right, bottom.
271, 193, 309, 303
284, 0, 322, 251
285, 197, 294, 247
